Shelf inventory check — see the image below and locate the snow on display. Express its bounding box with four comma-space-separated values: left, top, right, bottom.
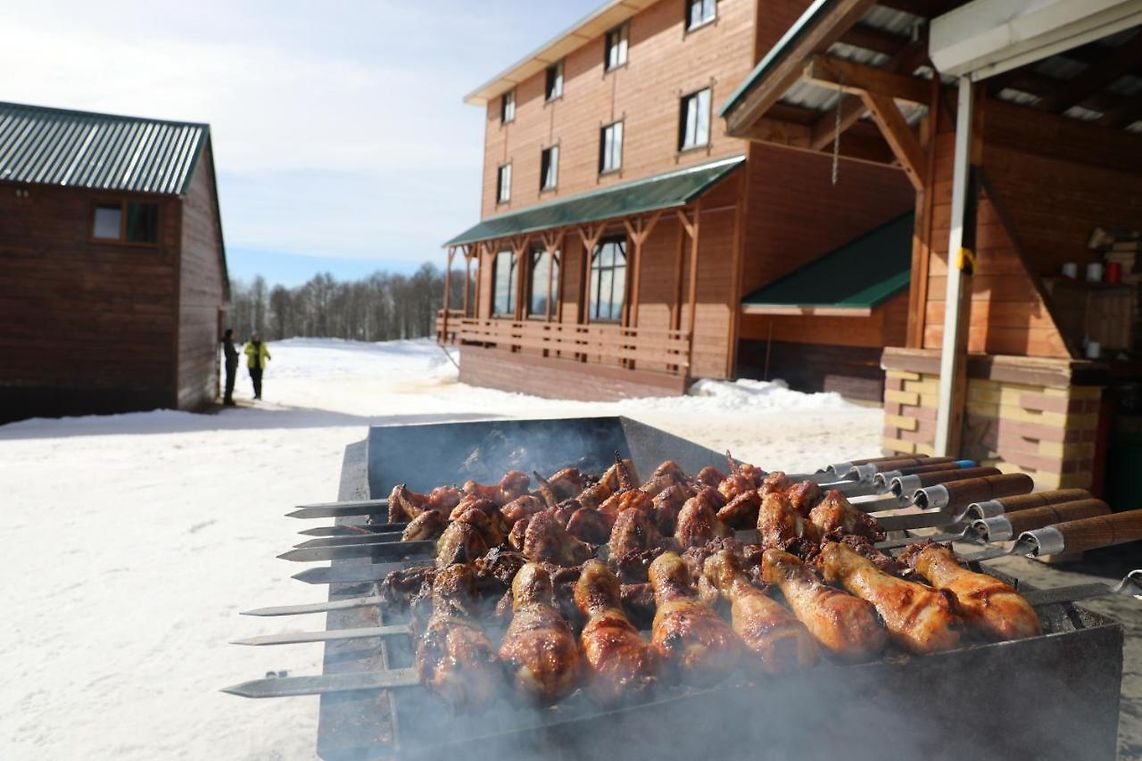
0, 338, 881, 760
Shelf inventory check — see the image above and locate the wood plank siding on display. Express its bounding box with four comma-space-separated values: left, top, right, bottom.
0, 181, 182, 418
177, 144, 228, 410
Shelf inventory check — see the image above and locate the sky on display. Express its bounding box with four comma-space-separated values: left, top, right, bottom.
0, 0, 602, 286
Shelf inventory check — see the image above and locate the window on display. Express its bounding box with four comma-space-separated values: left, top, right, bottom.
604, 23, 629, 71
91, 200, 158, 244
589, 237, 627, 322
501, 89, 516, 124
492, 250, 517, 316
599, 121, 623, 174
496, 163, 512, 204
528, 247, 561, 318
545, 61, 564, 100
540, 145, 559, 191
686, 0, 716, 30
679, 88, 711, 150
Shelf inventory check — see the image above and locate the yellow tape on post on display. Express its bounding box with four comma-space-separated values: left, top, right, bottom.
956, 247, 976, 276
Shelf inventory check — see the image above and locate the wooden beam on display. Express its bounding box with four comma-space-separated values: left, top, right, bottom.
1098, 92, 1142, 129
860, 91, 926, 191
839, 23, 912, 57
685, 202, 702, 376
906, 76, 940, 349
874, 0, 958, 18
810, 36, 931, 150
725, 0, 878, 136
1037, 42, 1142, 114
805, 55, 931, 104
746, 118, 811, 146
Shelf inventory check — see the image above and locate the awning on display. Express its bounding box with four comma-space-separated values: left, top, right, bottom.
740, 211, 913, 316
444, 155, 745, 247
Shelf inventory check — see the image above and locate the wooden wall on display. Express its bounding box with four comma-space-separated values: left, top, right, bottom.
479, 0, 759, 217
739, 290, 909, 347
0, 180, 181, 418
913, 97, 1142, 360
177, 143, 228, 410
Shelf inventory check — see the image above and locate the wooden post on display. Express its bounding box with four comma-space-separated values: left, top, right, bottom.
685, 202, 702, 377
906, 77, 941, 349
463, 247, 472, 317
442, 246, 454, 343
577, 224, 603, 326
934, 78, 976, 457
671, 217, 686, 331
544, 233, 556, 322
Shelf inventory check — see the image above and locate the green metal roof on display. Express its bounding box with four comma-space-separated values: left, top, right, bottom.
0, 101, 209, 195
718, 0, 836, 118
444, 155, 746, 247
741, 211, 914, 310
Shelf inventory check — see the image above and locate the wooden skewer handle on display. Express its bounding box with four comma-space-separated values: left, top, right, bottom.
908, 466, 1001, 488
893, 461, 974, 477
992, 489, 1091, 513
1003, 499, 1111, 536
849, 454, 939, 467
1054, 510, 1142, 554
935, 472, 1034, 506
861, 456, 957, 473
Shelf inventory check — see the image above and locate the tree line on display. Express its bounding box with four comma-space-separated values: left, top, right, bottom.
228, 263, 464, 342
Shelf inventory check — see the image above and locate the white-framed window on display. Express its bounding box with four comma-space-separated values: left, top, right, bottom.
496, 163, 512, 203
599, 121, 623, 174
686, 0, 716, 30
545, 61, 564, 100
540, 145, 559, 191
589, 237, 627, 322
679, 88, 711, 150
605, 23, 629, 71
501, 89, 516, 124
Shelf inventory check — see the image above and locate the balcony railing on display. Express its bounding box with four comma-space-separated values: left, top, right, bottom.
436, 312, 690, 376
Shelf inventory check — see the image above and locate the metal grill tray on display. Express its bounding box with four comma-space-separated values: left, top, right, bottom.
316, 418, 1125, 761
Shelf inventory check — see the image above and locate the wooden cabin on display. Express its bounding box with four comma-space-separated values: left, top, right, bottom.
719, 0, 1142, 498
439, 0, 916, 401
0, 102, 229, 423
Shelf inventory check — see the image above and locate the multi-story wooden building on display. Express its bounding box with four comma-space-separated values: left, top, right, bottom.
440, 0, 917, 400
0, 102, 229, 422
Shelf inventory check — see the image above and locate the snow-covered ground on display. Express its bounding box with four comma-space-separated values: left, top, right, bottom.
0, 338, 882, 760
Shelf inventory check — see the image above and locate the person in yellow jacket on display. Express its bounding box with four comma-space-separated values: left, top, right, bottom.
244, 333, 272, 400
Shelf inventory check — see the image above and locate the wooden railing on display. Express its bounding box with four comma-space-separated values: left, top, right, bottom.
435, 312, 691, 375
435, 310, 466, 345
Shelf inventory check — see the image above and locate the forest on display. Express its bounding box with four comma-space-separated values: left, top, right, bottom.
227, 263, 464, 341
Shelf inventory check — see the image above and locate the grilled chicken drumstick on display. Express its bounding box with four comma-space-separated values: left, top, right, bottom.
416, 564, 501, 710
901, 542, 1041, 640
498, 562, 581, 704
648, 551, 740, 685
761, 549, 886, 661
702, 549, 820, 676
574, 559, 658, 706
818, 541, 961, 654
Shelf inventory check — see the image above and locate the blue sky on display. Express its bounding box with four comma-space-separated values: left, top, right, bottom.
1, 0, 602, 286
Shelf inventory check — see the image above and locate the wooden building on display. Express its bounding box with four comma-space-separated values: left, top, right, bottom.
719, 0, 1142, 496
439, 0, 917, 401
0, 102, 229, 423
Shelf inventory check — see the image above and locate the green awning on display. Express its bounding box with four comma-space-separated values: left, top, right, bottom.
741, 212, 914, 313
444, 155, 745, 247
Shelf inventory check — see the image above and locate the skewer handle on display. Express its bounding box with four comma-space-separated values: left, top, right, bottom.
969, 488, 1091, 519
892, 466, 1001, 498
977, 499, 1111, 541
938, 472, 1035, 505
1030, 509, 1142, 555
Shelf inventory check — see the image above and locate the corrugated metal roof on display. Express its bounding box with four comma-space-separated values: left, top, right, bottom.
741, 212, 913, 311
444, 155, 745, 247
0, 102, 208, 195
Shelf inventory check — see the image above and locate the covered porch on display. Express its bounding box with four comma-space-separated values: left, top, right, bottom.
437, 156, 746, 400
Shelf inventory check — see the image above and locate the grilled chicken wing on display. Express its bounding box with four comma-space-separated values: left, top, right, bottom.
702, 549, 819, 676
522, 510, 592, 566
401, 510, 447, 542
608, 508, 670, 558
901, 542, 1041, 641
573, 559, 657, 706
761, 549, 886, 661
674, 487, 731, 549
387, 484, 463, 523
639, 460, 688, 498
648, 551, 740, 685
759, 470, 792, 496
500, 494, 546, 526
808, 489, 884, 541
651, 482, 697, 535
435, 519, 490, 567
716, 489, 762, 528
786, 480, 823, 516
696, 465, 726, 489
718, 453, 764, 501
818, 541, 960, 654
566, 505, 613, 544
463, 470, 530, 506
546, 467, 585, 501
498, 562, 581, 704
757, 492, 819, 551
416, 564, 501, 709
598, 488, 654, 526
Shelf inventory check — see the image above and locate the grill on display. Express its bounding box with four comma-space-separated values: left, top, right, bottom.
247, 417, 1127, 760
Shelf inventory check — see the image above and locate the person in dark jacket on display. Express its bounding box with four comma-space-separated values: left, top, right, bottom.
244, 333, 272, 400
221, 328, 239, 406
